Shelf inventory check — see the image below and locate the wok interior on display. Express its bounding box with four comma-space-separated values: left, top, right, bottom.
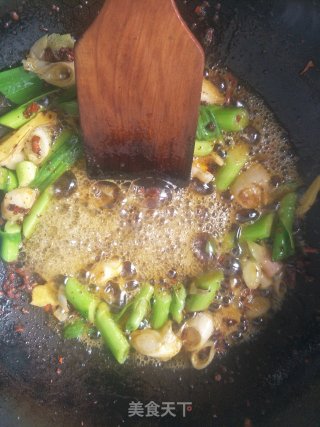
0, 0, 320, 426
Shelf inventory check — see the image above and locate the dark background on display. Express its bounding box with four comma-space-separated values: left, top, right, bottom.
0, 1, 320, 426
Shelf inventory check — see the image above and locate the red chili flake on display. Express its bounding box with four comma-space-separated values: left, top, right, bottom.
14, 324, 24, 333
195, 2, 210, 17
58, 356, 64, 365
214, 373, 222, 382
58, 47, 74, 62
43, 47, 56, 62
244, 418, 253, 427
8, 204, 28, 215
43, 304, 53, 313
43, 46, 74, 63
10, 11, 19, 21
303, 246, 319, 254
23, 102, 40, 119
31, 135, 41, 156
236, 114, 241, 123
224, 72, 238, 105
300, 60, 315, 76
194, 6, 204, 16
2, 265, 34, 300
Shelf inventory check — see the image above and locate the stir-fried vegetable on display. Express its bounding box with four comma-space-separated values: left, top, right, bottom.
131, 321, 182, 361
1, 187, 38, 222
24, 126, 53, 165
201, 78, 225, 105
23, 186, 53, 239
0, 167, 18, 192
191, 163, 214, 184
64, 277, 130, 363
65, 277, 100, 324
0, 221, 22, 262
297, 175, 320, 217
0, 111, 58, 167
151, 286, 172, 330
215, 143, 249, 192
278, 193, 297, 247
16, 161, 38, 187
194, 140, 214, 157
272, 193, 297, 261
63, 319, 88, 340
126, 283, 154, 332
247, 241, 282, 279
186, 270, 223, 312
196, 106, 221, 141
190, 341, 216, 370
88, 258, 123, 287
231, 163, 271, 208
242, 259, 262, 290
180, 312, 214, 352
0, 91, 57, 129
0, 66, 50, 105
95, 302, 130, 364
0, 36, 308, 371
31, 281, 59, 308
23, 34, 75, 88
57, 100, 79, 117
197, 105, 249, 139
170, 283, 187, 324
240, 212, 275, 242
30, 129, 82, 192
210, 106, 249, 132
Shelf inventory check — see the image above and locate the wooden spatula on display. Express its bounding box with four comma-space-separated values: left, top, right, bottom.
75, 0, 204, 184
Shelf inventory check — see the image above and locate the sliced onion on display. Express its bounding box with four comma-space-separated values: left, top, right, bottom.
259, 272, 273, 289
31, 282, 59, 308
180, 312, 214, 352
191, 164, 213, 184
0, 112, 57, 166
273, 272, 284, 296
131, 321, 182, 361
3, 149, 25, 170
58, 284, 69, 312
1, 187, 38, 221
201, 79, 225, 105
247, 241, 282, 278
88, 258, 123, 286
23, 34, 75, 88
242, 259, 261, 290
24, 126, 53, 165
53, 306, 69, 322
297, 175, 320, 217
231, 163, 271, 209
190, 341, 216, 370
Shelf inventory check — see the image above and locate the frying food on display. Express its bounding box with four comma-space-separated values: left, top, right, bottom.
0, 34, 318, 369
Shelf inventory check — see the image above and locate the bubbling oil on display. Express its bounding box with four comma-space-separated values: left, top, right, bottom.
23, 70, 300, 370
24, 81, 298, 283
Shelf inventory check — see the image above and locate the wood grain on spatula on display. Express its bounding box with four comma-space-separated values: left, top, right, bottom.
75, 0, 204, 184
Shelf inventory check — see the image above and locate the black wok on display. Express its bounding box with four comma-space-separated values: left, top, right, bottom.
0, 1, 320, 426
